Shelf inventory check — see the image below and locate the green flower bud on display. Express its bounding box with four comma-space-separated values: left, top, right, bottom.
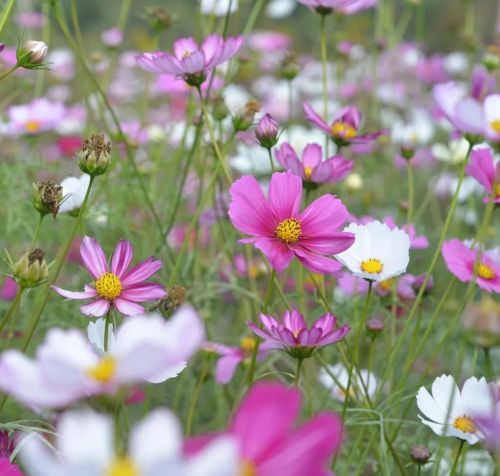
77, 134, 112, 177
11, 248, 49, 288
16, 40, 48, 69
32, 180, 63, 218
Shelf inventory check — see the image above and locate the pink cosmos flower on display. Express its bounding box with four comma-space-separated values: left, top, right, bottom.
466, 145, 500, 203
298, 0, 377, 15
136, 34, 243, 86
228, 171, 355, 274
275, 142, 353, 184
304, 103, 384, 147
442, 240, 500, 293
248, 309, 350, 359
53, 236, 166, 317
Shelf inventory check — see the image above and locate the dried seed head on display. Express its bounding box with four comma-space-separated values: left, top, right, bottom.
77, 134, 112, 177
32, 180, 63, 217
153, 285, 186, 318
10, 248, 49, 288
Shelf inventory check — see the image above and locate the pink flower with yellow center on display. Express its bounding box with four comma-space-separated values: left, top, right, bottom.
53, 236, 166, 316
228, 171, 355, 274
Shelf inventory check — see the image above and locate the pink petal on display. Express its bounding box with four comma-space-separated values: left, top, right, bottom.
121, 257, 162, 287
80, 299, 110, 317
215, 354, 242, 384
303, 103, 330, 133
283, 309, 306, 334
299, 195, 350, 237
52, 285, 97, 300
201, 34, 223, 65
113, 298, 145, 316
121, 283, 166, 302
173, 37, 198, 60
179, 50, 207, 74
442, 240, 474, 283
294, 248, 342, 274
111, 239, 134, 278
80, 236, 108, 279
268, 172, 303, 222
302, 143, 322, 169
254, 237, 294, 272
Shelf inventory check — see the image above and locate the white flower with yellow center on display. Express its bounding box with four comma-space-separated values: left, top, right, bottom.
416, 374, 496, 445
336, 220, 410, 282
19, 408, 238, 476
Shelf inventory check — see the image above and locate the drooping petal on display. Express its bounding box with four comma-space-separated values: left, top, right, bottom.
52, 286, 97, 300
303, 103, 330, 133
80, 236, 108, 279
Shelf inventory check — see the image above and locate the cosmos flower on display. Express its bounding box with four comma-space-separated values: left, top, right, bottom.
416, 374, 496, 444
466, 144, 500, 203
274, 142, 353, 184
136, 34, 243, 86
304, 103, 384, 147
19, 408, 237, 476
228, 171, 355, 274
0, 308, 203, 409
248, 309, 350, 359
336, 220, 411, 282
53, 236, 166, 317
442, 240, 500, 293
297, 0, 377, 15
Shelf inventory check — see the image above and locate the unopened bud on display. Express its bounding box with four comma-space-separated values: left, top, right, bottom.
278, 53, 300, 81
17, 40, 48, 69
410, 445, 431, 465
10, 248, 49, 288
77, 134, 112, 177
412, 273, 433, 297
233, 100, 261, 132
366, 317, 384, 338
212, 94, 229, 121
483, 45, 500, 72
401, 146, 415, 161
32, 180, 63, 218
255, 113, 279, 149
142, 7, 173, 32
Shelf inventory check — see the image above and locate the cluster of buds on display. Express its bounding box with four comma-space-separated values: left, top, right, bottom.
152, 285, 186, 318
77, 134, 112, 177
32, 180, 63, 218
16, 40, 48, 70
232, 99, 261, 132
9, 248, 49, 289
255, 114, 280, 150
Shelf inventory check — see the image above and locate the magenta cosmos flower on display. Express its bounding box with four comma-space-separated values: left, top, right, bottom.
53, 236, 166, 316
442, 239, 500, 293
248, 309, 350, 359
466, 145, 500, 203
228, 171, 355, 274
136, 34, 243, 87
304, 103, 383, 147
275, 142, 353, 185
298, 0, 377, 15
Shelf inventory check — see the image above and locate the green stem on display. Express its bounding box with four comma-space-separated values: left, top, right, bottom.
0, 287, 24, 336
450, 440, 465, 476
294, 358, 303, 386
0, 65, 18, 81
320, 13, 329, 120
267, 147, 276, 172
354, 281, 373, 363
31, 214, 44, 250
0, 0, 15, 33
406, 163, 414, 224
104, 311, 111, 352
186, 356, 210, 436
483, 347, 493, 381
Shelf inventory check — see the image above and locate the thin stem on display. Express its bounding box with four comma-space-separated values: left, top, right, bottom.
406, 163, 414, 224
483, 347, 493, 381
320, 14, 329, 120
267, 147, 276, 172
31, 214, 44, 250
0, 65, 18, 81
354, 281, 373, 363
0, 287, 24, 336
0, 0, 15, 33
104, 311, 111, 352
186, 356, 210, 436
294, 358, 303, 386
450, 440, 465, 476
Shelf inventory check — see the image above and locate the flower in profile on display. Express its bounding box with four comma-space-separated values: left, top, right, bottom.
275, 142, 353, 185
248, 309, 350, 359
228, 171, 355, 274
19, 408, 237, 476
336, 220, 411, 282
318, 363, 377, 402
53, 236, 166, 316
136, 34, 243, 87
466, 144, 500, 203
0, 308, 203, 409
442, 240, 500, 293
416, 374, 496, 444
16, 40, 48, 69
297, 0, 377, 15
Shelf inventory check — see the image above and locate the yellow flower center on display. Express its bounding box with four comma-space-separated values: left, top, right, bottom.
360, 259, 384, 274
240, 461, 257, 476
490, 119, 500, 134
87, 356, 117, 383
95, 272, 123, 300
475, 262, 495, 280
495, 183, 500, 198
275, 218, 301, 244
330, 121, 357, 140
304, 166, 313, 179
240, 337, 257, 353
25, 120, 41, 132
453, 415, 477, 434
107, 457, 139, 476
379, 278, 395, 291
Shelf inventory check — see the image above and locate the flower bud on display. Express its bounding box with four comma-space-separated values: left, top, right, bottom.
16, 40, 48, 69
10, 248, 49, 288
400, 146, 415, 161
142, 7, 173, 32
411, 273, 433, 297
255, 114, 279, 149
232, 100, 261, 132
278, 53, 300, 81
366, 317, 384, 338
410, 445, 431, 465
77, 134, 112, 177
32, 180, 63, 218
483, 45, 500, 72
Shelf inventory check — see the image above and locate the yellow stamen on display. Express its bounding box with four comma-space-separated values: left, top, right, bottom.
490, 119, 500, 134
475, 262, 495, 280
453, 415, 477, 434
275, 218, 301, 244
495, 183, 500, 198
330, 121, 357, 140
107, 457, 139, 476
240, 461, 257, 476
95, 272, 123, 300
240, 337, 256, 353
360, 258, 383, 274
87, 356, 116, 383
304, 166, 313, 179
25, 120, 41, 132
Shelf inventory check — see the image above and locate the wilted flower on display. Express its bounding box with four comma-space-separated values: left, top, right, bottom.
53, 236, 166, 317
16, 40, 47, 69
77, 133, 112, 177
31, 180, 63, 217
153, 285, 187, 318
10, 248, 49, 289
248, 309, 350, 359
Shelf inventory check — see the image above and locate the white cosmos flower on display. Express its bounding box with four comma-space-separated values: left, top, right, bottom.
432, 137, 470, 164
318, 363, 377, 402
59, 175, 90, 214
200, 0, 238, 16
336, 221, 410, 282
266, 0, 296, 18
416, 374, 496, 445
19, 408, 238, 476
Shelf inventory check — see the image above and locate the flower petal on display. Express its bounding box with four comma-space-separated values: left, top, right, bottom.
80, 236, 108, 279
110, 239, 134, 278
